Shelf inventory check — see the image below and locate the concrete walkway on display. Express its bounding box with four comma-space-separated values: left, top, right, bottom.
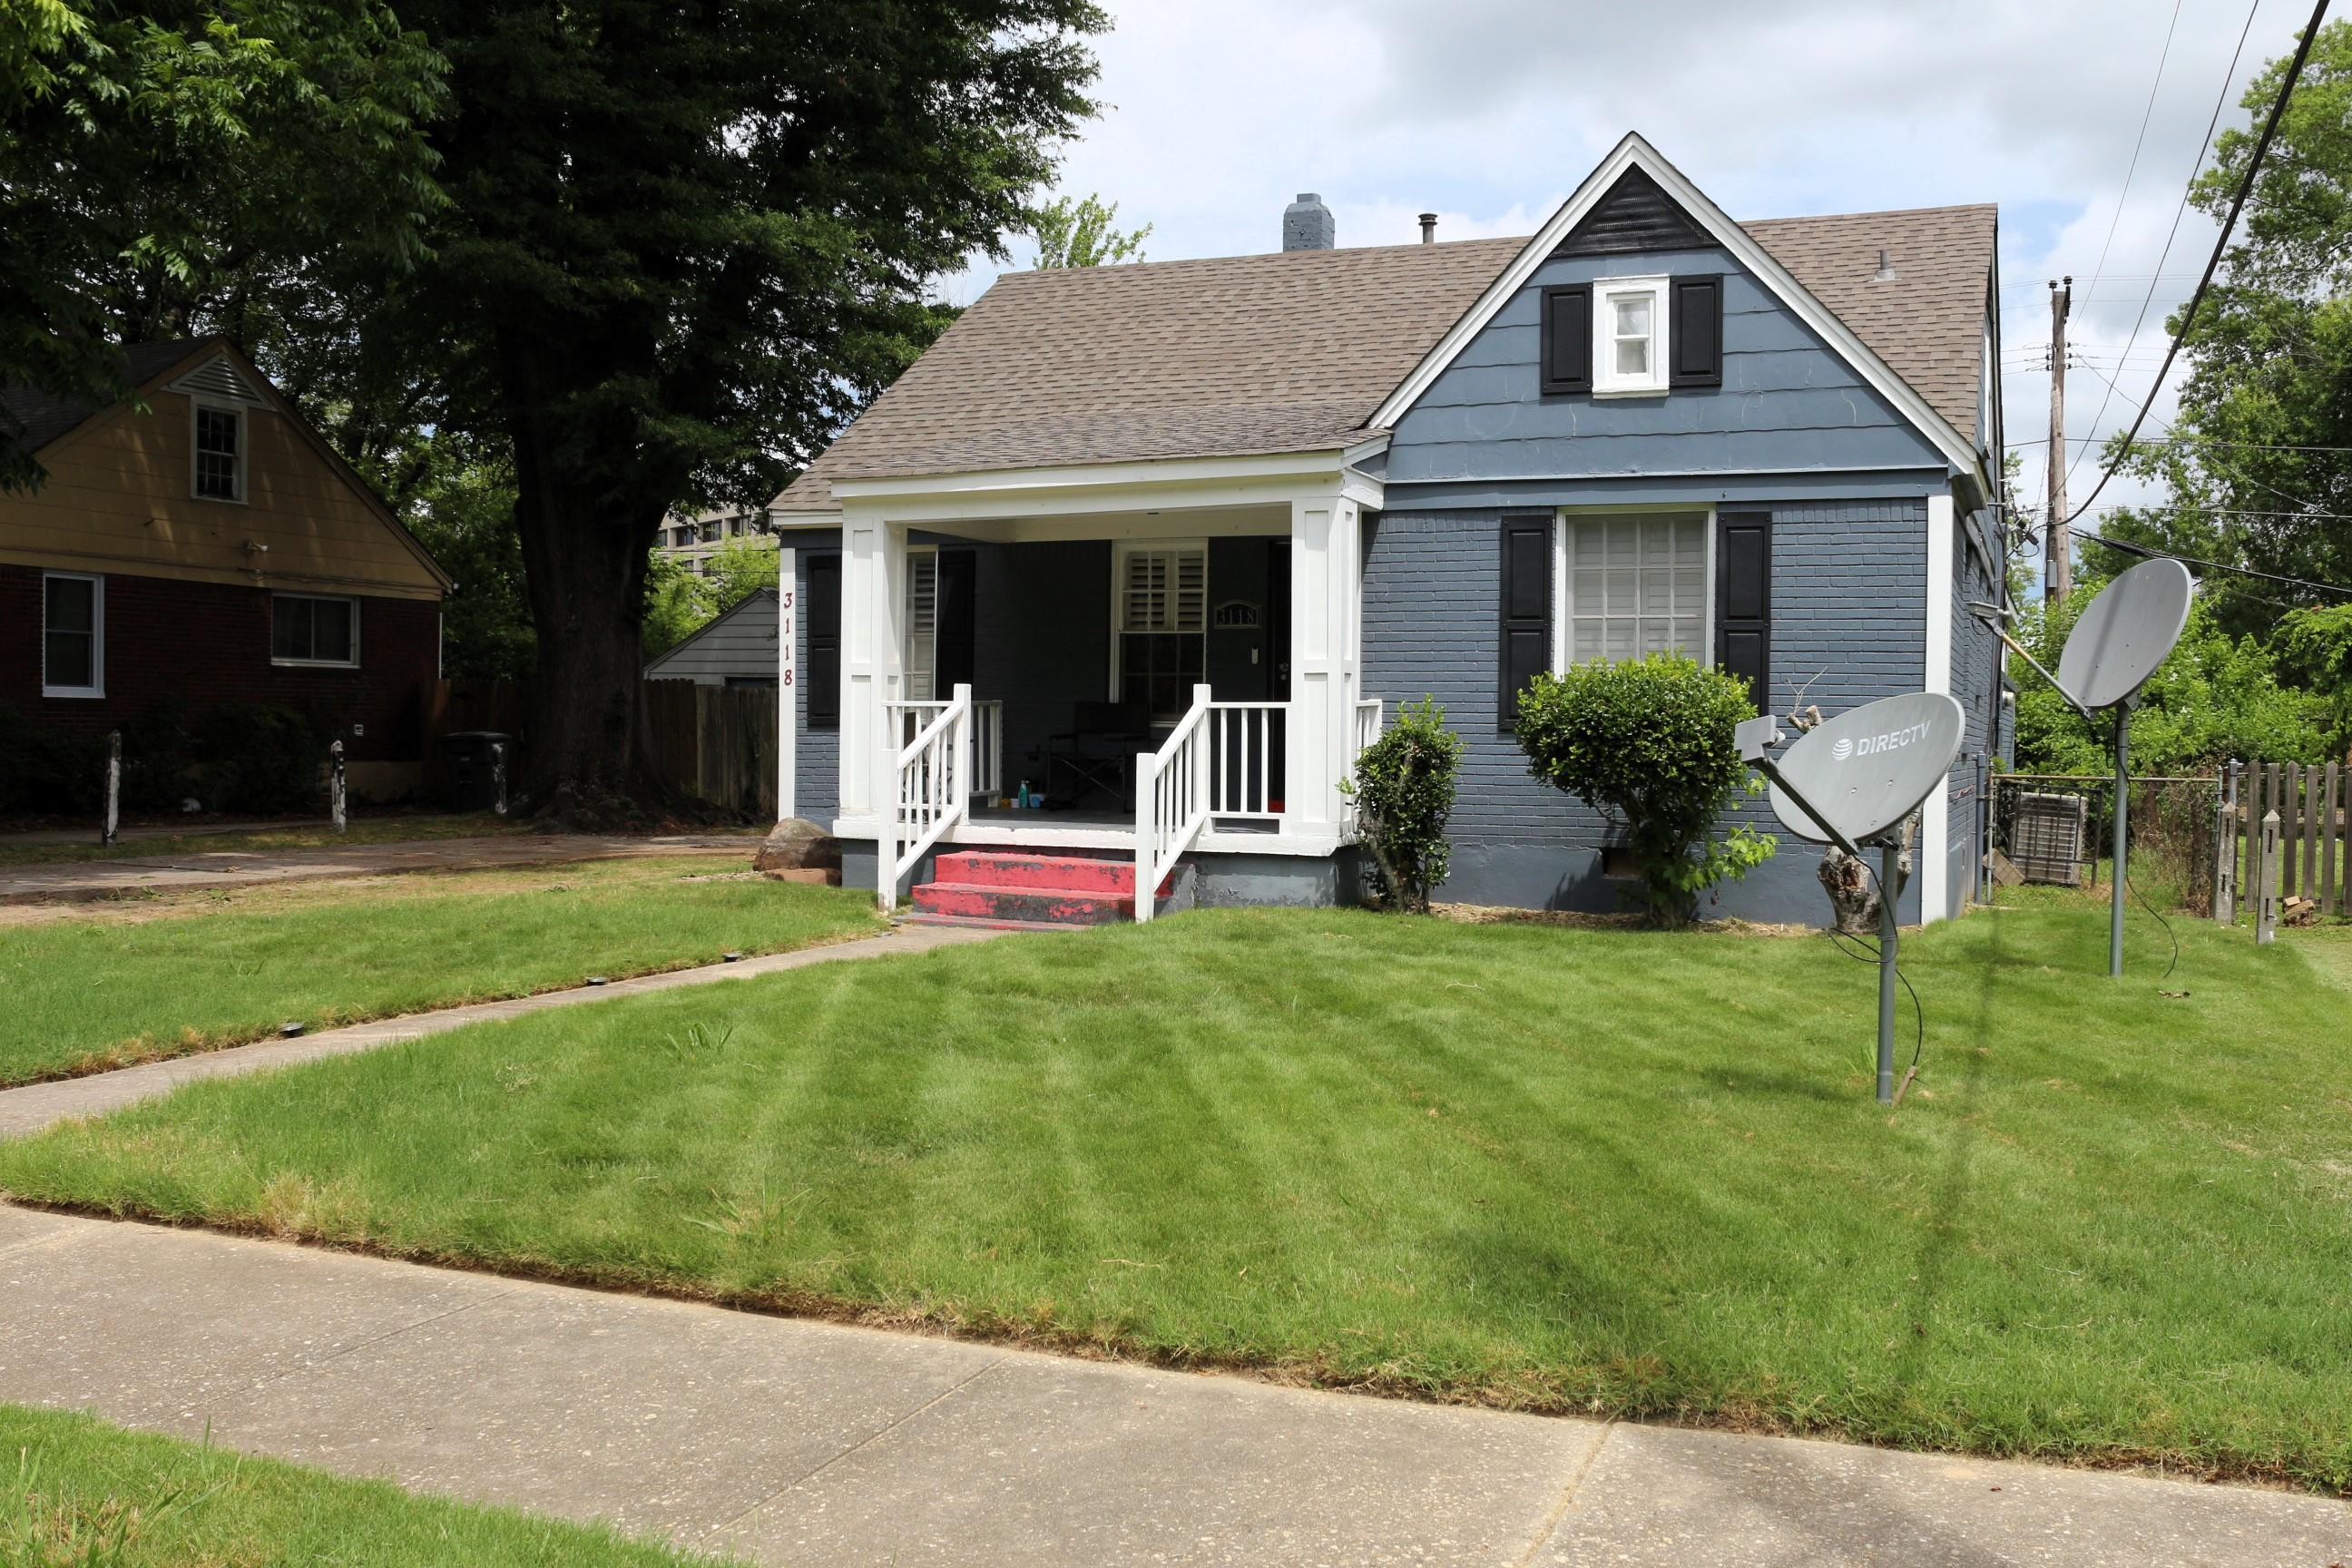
0, 1206, 2342, 1566
0, 832, 761, 905
0, 922, 1000, 1139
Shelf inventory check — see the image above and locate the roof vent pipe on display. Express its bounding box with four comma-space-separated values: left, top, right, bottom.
1283, 192, 1335, 251
1872, 248, 1898, 282
1418, 212, 1438, 244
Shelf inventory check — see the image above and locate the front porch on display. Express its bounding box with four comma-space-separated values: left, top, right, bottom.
821, 450, 1386, 919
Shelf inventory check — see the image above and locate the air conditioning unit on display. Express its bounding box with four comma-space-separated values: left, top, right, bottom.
2012, 791, 2089, 886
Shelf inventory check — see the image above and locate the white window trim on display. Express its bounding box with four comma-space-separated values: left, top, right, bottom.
1107, 538, 1210, 706
1551, 507, 1716, 673
1591, 274, 1671, 397
189, 398, 249, 504
40, 571, 105, 699
270, 593, 362, 668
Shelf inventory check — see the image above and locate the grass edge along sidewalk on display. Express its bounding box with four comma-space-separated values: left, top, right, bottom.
0, 1403, 736, 1566
5, 905, 2347, 1495
0, 858, 881, 1087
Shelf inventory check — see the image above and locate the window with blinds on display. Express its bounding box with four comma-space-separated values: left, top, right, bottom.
1115, 544, 1207, 720
902, 550, 938, 701
1563, 514, 1707, 664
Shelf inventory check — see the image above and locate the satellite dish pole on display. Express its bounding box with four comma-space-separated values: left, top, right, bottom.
1971, 556, 2194, 978
1740, 692, 1966, 1104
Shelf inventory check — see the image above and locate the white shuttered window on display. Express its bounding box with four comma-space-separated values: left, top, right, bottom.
901, 549, 938, 701
1563, 514, 1708, 665
1114, 543, 1207, 720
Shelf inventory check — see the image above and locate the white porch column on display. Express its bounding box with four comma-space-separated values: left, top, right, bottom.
1285, 489, 1365, 840
838, 509, 908, 820
775, 544, 797, 821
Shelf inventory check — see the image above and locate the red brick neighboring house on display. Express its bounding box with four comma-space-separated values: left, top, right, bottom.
1, 338, 453, 799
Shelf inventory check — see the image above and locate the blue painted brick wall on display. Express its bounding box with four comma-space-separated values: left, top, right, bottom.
1362, 500, 1928, 924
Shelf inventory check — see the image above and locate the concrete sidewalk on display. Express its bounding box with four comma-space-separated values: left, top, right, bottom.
0, 831, 761, 905
0, 1206, 2342, 1566
0, 922, 1001, 1139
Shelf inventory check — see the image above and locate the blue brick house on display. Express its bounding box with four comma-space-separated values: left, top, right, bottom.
761, 135, 2007, 926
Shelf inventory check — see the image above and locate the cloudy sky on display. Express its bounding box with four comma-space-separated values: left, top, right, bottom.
951, 0, 2308, 533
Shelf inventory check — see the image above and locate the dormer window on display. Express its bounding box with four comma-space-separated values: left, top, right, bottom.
1592, 277, 1669, 396
192, 403, 244, 501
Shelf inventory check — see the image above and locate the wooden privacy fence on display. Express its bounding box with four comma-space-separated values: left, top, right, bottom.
420, 678, 779, 818
2220, 760, 2346, 921
641, 681, 778, 818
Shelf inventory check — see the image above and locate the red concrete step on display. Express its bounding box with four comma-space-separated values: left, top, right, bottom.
932, 851, 1172, 898
912, 881, 1135, 925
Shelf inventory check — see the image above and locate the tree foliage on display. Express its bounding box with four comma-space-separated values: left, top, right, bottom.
639, 537, 780, 660
365, 0, 1104, 819
1344, 697, 1462, 914
2097, 21, 2352, 642
2009, 573, 2331, 774
0, 0, 448, 489
1025, 191, 1150, 269
1514, 655, 1775, 928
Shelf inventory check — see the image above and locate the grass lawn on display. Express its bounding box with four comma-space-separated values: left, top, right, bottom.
1, 1403, 727, 1565
0, 812, 544, 869
0, 858, 879, 1085
4, 904, 2348, 1491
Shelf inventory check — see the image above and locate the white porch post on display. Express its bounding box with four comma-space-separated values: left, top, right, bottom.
775, 544, 797, 821
838, 509, 908, 825
1285, 490, 1365, 839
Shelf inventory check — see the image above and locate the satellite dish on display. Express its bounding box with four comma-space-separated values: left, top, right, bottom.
1765, 692, 1965, 848
2056, 557, 2193, 710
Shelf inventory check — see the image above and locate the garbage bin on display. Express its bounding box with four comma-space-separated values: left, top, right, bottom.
441, 731, 514, 812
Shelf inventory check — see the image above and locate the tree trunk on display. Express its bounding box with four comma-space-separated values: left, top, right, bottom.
501, 331, 673, 826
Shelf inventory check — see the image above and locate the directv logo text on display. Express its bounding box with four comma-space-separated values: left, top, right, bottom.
1829, 722, 1932, 763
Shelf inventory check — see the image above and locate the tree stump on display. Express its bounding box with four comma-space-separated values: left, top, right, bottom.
1819, 843, 1911, 936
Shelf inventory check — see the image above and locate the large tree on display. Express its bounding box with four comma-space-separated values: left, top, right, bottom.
383, 0, 1102, 821
2097, 21, 2352, 642
0, 0, 447, 489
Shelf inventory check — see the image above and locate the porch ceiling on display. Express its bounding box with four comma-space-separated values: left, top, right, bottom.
918, 503, 1290, 545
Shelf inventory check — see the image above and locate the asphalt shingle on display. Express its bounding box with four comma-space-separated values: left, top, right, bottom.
774, 203, 1995, 511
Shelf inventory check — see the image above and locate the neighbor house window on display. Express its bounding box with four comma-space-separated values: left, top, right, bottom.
272, 593, 359, 666
1558, 514, 1708, 665
41, 572, 103, 698
1592, 276, 1669, 396
1114, 543, 1207, 721
192, 403, 245, 500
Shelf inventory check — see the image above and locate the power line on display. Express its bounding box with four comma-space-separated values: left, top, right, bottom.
2064, 355, 2340, 515
2077, 0, 2186, 346
2062, 0, 2331, 523
2071, 530, 2352, 598
2009, 434, 2352, 454
2063, 0, 2263, 496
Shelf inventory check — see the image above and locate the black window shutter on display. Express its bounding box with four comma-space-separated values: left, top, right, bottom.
1497, 514, 1553, 728
1714, 511, 1769, 709
805, 553, 841, 729
1539, 285, 1591, 395
1670, 275, 1723, 387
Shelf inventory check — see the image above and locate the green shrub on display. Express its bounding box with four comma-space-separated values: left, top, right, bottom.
0, 704, 103, 815
191, 704, 322, 815
1514, 654, 1775, 927
1344, 696, 1463, 912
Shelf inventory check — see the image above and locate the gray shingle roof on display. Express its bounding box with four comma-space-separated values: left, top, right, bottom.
0, 339, 209, 457
772, 204, 1998, 512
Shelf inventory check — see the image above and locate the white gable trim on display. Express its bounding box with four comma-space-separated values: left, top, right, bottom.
1367, 132, 1984, 484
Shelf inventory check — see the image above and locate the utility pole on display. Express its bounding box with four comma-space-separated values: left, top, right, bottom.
2046, 276, 2073, 605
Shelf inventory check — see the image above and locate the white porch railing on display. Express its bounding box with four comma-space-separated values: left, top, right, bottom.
1342, 697, 1385, 837
877, 683, 972, 910
887, 697, 1004, 802
1134, 683, 1213, 924
1207, 701, 1287, 820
